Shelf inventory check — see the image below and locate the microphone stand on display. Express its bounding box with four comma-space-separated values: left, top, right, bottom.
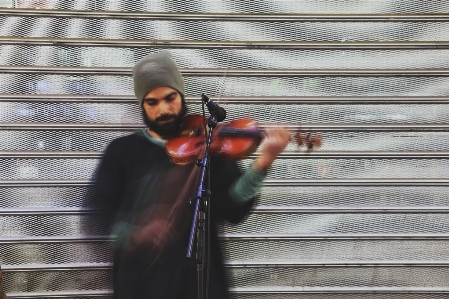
186, 113, 218, 299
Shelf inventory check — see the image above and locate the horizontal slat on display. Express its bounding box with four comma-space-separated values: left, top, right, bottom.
2, 185, 449, 208
2, 157, 449, 180
0, 152, 104, 158
263, 179, 449, 186
2, 65, 449, 76
3, 94, 449, 104
2, 179, 449, 187
2, 268, 112, 294
1, 16, 449, 42
2, 9, 449, 22
239, 158, 449, 179
230, 294, 449, 299
7, 291, 112, 299
226, 261, 449, 267
227, 266, 449, 288
2, 74, 449, 97
4, 290, 449, 298
0, 214, 108, 237
7, 0, 449, 15
3, 45, 449, 72
1, 240, 112, 295
256, 185, 449, 207
3, 152, 449, 159
3, 263, 111, 271
4, 102, 449, 126
0, 180, 92, 187
3, 233, 449, 241
229, 287, 449, 294
3, 124, 449, 131
0, 94, 138, 103
0, 158, 99, 180
0, 207, 92, 215
251, 206, 449, 213
220, 233, 449, 240
5, 261, 449, 269
1, 206, 448, 214
222, 239, 449, 262
2, 37, 449, 49
2, 238, 449, 264
3, 130, 449, 154
3, 283, 449, 297
0, 236, 112, 243
0, 213, 446, 236
219, 213, 449, 234
0, 124, 141, 130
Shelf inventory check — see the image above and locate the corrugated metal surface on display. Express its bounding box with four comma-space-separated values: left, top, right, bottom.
0, 0, 448, 298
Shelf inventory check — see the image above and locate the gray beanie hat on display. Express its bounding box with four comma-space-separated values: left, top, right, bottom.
133, 51, 185, 105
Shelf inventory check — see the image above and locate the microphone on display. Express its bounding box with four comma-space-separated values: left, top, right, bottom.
201, 94, 226, 122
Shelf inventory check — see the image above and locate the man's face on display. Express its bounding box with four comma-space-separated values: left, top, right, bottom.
142, 86, 187, 139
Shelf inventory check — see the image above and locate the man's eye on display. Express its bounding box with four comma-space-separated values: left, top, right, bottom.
145, 100, 157, 106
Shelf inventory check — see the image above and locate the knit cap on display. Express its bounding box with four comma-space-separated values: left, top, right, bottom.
133, 51, 185, 105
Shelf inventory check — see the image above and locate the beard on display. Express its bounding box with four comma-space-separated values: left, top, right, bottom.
142, 102, 188, 139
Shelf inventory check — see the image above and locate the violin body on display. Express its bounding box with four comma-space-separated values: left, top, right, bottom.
165, 114, 262, 165
165, 114, 323, 165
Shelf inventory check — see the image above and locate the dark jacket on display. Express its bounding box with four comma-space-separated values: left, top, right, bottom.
86, 132, 254, 298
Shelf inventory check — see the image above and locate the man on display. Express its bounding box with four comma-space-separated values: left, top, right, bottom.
88, 51, 290, 298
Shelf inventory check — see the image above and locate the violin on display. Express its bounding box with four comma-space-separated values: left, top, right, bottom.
165, 114, 322, 165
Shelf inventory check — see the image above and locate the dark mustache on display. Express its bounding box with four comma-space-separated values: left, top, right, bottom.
156, 114, 177, 122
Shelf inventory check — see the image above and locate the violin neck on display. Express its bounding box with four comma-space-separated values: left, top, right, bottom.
218, 127, 263, 139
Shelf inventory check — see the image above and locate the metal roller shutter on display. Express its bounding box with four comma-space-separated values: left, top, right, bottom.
1, 1, 448, 298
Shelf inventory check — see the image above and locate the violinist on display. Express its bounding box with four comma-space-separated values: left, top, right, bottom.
87, 51, 290, 299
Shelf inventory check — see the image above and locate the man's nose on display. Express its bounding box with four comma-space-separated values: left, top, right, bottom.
159, 101, 171, 114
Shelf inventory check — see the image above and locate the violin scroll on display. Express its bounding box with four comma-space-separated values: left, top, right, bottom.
294, 129, 323, 153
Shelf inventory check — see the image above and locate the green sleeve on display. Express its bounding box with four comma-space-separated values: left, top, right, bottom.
229, 165, 267, 205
